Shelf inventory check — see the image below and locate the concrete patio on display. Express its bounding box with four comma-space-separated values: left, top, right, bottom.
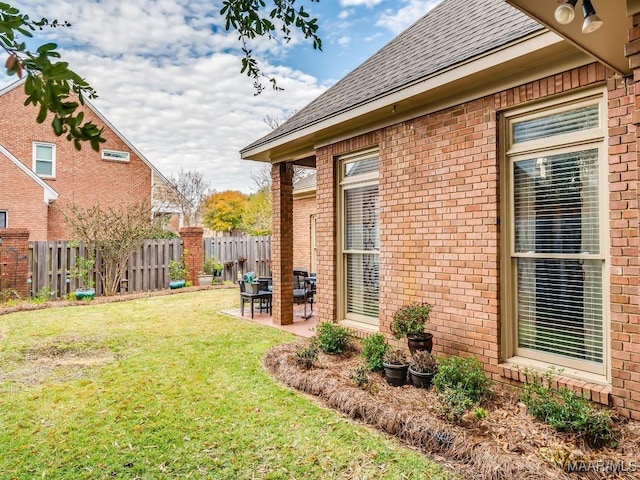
224, 304, 317, 338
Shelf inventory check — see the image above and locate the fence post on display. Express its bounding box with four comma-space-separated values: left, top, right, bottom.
179, 227, 204, 286
0, 228, 31, 298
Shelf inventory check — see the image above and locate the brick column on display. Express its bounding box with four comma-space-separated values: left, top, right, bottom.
272, 162, 294, 325
179, 227, 204, 286
0, 228, 31, 298
616, 14, 640, 419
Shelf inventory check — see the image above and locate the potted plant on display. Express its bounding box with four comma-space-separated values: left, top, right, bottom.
198, 256, 223, 285
168, 259, 187, 289
408, 350, 438, 389
391, 302, 433, 355
382, 349, 410, 387
70, 255, 96, 300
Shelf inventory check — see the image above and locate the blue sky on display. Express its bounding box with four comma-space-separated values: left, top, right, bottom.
1, 0, 442, 192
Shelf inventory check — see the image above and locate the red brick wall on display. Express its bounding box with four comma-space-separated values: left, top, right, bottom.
292, 194, 317, 272
0, 154, 49, 240
180, 227, 203, 286
272, 163, 294, 325
0, 84, 152, 240
0, 228, 30, 297
315, 63, 640, 415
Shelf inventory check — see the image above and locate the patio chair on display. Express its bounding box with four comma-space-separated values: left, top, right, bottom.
293, 269, 314, 319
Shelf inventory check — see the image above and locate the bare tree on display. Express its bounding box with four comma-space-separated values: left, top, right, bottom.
162, 169, 213, 227
62, 202, 167, 296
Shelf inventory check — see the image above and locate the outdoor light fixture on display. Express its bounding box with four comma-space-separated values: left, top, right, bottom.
581, 0, 603, 33
554, 0, 577, 24
553, 0, 603, 33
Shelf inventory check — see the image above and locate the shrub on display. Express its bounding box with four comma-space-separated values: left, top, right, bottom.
203, 256, 222, 275
361, 333, 389, 371
314, 322, 351, 355
520, 369, 614, 447
383, 349, 408, 365
411, 350, 437, 373
433, 355, 490, 403
32, 286, 56, 304
294, 344, 318, 370
168, 259, 187, 281
390, 302, 432, 339
351, 365, 370, 389
436, 388, 475, 423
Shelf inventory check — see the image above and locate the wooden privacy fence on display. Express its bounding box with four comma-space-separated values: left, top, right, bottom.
204, 236, 271, 282
29, 239, 182, 298
27, 236, 272, 298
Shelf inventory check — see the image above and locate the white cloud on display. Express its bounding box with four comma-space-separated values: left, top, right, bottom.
340, 0, 384, 8
337, 36, 351, 46
0, 0, 327, 193
376, 0, 442, 34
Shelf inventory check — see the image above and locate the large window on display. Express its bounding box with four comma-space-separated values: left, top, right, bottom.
503, 91, 607, 376
340, 150, 379, 327
33, 142, 55, 177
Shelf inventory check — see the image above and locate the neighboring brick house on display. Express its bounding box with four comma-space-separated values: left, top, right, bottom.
293, 172, 317, 273
0, 79, 180, 240
242, 0, 640, 417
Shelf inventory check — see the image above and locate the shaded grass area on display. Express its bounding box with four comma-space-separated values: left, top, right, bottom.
0, 290, 453, 479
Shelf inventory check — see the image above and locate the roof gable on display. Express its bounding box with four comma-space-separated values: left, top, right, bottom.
242, 0, 542, 154
0, 143, 59, 204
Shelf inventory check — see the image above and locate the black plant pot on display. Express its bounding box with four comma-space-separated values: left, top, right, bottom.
408, 365, 437, 389
407, 332, 433, 356
382, 362, 409, 387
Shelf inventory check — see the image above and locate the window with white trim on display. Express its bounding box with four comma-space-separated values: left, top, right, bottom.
339, 150, 379, 327
0, 210, 6, 228
33, 142, 55, 177
503, 91, 607, 376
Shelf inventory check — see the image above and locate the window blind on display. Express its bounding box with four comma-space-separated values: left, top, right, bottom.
513, 105, 599, 144
345, 185, 380, 251
346, 253, 380, 318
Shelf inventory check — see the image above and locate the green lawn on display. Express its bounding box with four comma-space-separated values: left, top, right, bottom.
0, 290, 453, 479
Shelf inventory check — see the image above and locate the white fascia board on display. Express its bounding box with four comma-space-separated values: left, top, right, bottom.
0, 144, 59, 204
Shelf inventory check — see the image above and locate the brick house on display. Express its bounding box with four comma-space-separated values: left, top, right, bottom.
0, 79, 180, 240
241, 0, 640, 417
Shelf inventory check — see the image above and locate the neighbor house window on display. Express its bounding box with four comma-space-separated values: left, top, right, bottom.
503, 90, 607, 376
101, 149, 130, 162
339, 149, 379, 327
33, 142, 55, 177
0, 210, 6, 228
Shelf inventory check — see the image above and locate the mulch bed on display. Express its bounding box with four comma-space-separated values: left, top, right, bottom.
263, 340, 640, 480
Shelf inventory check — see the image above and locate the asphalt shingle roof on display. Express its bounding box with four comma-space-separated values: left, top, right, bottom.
242, 0, 542, 154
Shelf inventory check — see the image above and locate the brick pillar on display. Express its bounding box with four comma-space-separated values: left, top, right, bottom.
272, 162, 294, 325
618, 14, 640, 419
0, 228, 31, 298
179, 227, 204, 286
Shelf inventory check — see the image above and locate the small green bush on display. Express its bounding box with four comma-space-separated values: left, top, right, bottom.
31, 286, 56, 304
294, 344, 318, 370
314, 322, 351, 355
433, 355, 490, 403
351, 365, 370, 389
520, 369, 614, 447
436, 388, 475, 423
361, 333, 389, 371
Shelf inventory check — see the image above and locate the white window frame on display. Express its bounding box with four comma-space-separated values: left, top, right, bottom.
501, 88, 609, 381
338, 148, 380, 331
101, 149, 130, 162
0, 210, 7, 229
32, 142, 56, 178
